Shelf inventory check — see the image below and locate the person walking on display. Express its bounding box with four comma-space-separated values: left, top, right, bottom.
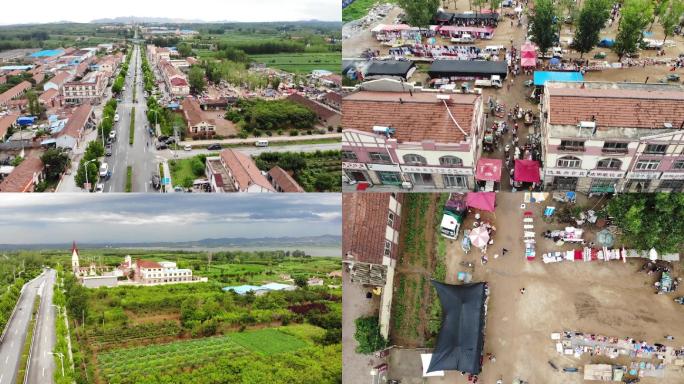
520, 288, 526, 294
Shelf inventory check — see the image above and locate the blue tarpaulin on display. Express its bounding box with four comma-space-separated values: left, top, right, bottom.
598, 38, 614, 47
16, 116, 37, 126
533, 71, 584, 86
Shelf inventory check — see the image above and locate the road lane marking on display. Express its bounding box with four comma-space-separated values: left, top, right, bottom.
5, 356, 8, 363
42, 367, 45, 377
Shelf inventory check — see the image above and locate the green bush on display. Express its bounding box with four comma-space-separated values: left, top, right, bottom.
289, 130, 299, 136
354, 316, 388, 354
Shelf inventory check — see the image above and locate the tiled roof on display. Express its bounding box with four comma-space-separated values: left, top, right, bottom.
39, 89, 59, 103
47, 72, 71, 87
170, 77, 188, 86
0, 156, 43, 192
182, 98, 212, 127
342, 91, 479, 143
267, 166, 304, 192
343, 193, 401, 265
219, 149, 275, 192
324, 91, 342, 105
0, 113, 19, 139
0, 81, 32, 105
137, 260, 162, 269
0, 76, 6, 84
60, 104, 92, 138
547, 87, 684, 129
287, 93, 340, 120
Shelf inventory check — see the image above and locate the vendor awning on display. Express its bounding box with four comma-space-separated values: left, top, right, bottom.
365, 60, 416, 79
533, 71, 584, 86
427, 281, 486, 374
475, 158, 501, 181
435, 25, 495, 34
514, 159, 541, 183
466, 192, 496, 212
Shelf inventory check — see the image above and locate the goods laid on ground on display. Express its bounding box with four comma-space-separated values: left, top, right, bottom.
523, 211, 535, 261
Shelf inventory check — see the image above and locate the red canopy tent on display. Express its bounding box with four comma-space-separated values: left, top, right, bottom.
466, 192, 496, 212
521, 41, 537, 68
475, 158, 502, 181
514, 160, 541, 183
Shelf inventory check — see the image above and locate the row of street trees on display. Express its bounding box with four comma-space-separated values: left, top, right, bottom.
397, 0, 683, 61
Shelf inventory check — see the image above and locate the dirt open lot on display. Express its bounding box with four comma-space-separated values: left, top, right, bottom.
387, 192, 684, 384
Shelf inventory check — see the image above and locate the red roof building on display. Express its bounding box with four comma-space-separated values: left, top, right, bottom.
0, 156, 44, 192
266, 166, 305, 192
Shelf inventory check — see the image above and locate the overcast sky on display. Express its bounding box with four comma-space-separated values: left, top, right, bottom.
0, 194, 340, 244
0, 0, 340, 25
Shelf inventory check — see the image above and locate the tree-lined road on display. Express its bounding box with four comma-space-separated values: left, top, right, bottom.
0, 272, 45, 384
26, 269, 56, 384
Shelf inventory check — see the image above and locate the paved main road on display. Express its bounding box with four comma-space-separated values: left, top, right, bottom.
0, 272, 46, 384
106, 45, 160, 192
26, 269, 56, 384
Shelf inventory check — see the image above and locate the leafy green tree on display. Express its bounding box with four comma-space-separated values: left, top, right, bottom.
529, 0, 558, 55
40, 148, 70, 181
606, 193, 684, 253
177, 42, 193, 57
294, 276, 308, 288
614, 0, 654, 59
188, 66, 206, 94
660, 0, 684, 44
572, 0, 612, 57
354, 316, 388, 354
26, 90, 42, 117
489, 0, 502, 12
396, 0, 441, 29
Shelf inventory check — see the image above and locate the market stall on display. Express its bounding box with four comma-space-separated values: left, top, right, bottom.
520, 41, 537, 68
475, 158, 502, 192
466, 192, 496, 212
512, 159, 541, 191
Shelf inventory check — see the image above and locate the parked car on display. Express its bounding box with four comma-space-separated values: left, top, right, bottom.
207, 143, 222, 150
164, 137, 176, 145
158, 135, 170, 142
105, 145, 113, 156
255, 140, 269, 147
184, 144, 192, 151
156, 142, 168, 150
95, 183, 104, 193
114, 113, 120, 122
109, 130, 117, 141
99, 163, 109, 178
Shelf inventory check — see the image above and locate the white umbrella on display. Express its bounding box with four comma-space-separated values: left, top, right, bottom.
469, 226, 490, 249
649, 248, 658, 261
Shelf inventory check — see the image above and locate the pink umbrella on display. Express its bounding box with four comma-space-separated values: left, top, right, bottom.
469, 226, 490, 249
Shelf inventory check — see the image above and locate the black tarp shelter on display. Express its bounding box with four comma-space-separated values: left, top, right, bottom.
365, 60, 416, 80
428, 60, 508, 79
427, 281, 486, 374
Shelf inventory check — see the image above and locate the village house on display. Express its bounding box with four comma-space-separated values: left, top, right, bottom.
541, 82, 684, 193
38, 88, 61, 108
181, 98, 215, 139
322, 91, 342, 111
205, 149, 275, 193
0, 113, 19, 142
343, 192, 403, 338
62, 71, 107, 105
43, 72, 72, 92
50, 104, 96, 149
0, 156, 44, 192
342, 79, 485, 191
0, 81, 32, 108
266, 166, 305, 192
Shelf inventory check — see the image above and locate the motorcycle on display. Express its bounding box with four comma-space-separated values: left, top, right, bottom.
675, 297, 684, 305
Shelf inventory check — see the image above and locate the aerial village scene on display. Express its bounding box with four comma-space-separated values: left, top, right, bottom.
0, 20, 342, 194
341, 0, 684, 383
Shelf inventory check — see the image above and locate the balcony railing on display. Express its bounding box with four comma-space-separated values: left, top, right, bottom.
558, 146, 586, 152
601, 148, 628, 154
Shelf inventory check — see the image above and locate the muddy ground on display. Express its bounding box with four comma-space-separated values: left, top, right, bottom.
387, 192, 684, 384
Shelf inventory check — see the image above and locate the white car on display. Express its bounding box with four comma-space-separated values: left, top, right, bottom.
109, 130, 116, 140
183, 144, 192, 151
95, 183, 104, 193
114, 113, 120, 122
99, 163, 109, 178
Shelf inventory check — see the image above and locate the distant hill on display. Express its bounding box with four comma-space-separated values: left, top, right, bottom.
0, 235, 341, 251
91, 17, 206, 24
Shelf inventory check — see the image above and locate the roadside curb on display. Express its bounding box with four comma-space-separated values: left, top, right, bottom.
0, 272, 43, 344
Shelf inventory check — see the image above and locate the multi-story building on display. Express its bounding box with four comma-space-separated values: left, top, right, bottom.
158, 60, 189, 97
62, 71, 107, 104
541, 81, 684, 193
343, 192, 403, 338
342, 79, 485, 191
182, 98, 215, 139
136, 260, 194, 284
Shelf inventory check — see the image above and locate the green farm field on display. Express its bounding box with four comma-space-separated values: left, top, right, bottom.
251, 52, 340, 73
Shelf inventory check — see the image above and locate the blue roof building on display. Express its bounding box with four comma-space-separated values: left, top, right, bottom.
533, 71, 584, 86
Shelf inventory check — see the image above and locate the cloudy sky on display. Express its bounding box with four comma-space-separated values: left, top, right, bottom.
0, 0, 340, 24
0, 194, 340, 244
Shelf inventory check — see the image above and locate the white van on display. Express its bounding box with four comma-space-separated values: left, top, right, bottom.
483, 45, 504, 56
255, 140, 269, 147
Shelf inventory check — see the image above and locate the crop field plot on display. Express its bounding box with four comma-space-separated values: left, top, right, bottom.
251, 53, 340, 73
97, 327, 310, 383
228, 328, 308, 354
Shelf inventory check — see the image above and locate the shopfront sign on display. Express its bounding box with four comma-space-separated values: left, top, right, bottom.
367, 163, 401, 172
626, 171, 661, 180
544, 168, 588, 177
342, 162, 368, 170
660, 172, 684, 180
400, 165, 473, 175
588, 169, 626, 178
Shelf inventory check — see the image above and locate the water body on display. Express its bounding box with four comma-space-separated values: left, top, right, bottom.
127, 245, 342, 257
